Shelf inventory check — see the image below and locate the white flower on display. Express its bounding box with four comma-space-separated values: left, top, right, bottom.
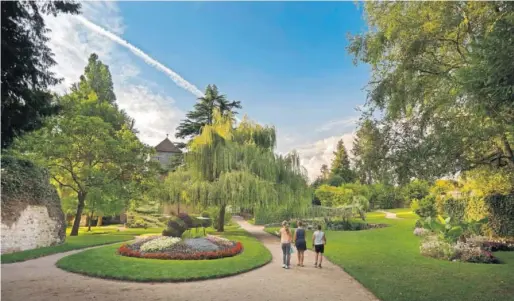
140, 237, 181, 252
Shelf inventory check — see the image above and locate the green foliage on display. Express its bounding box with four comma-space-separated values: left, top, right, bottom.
1, 1, 81, 148
401, 180, 430, 206
11, 55, 157, 236
410, 199, 420, 213
330, 139, 355, 183
485, 194, 514, 237
175, 84, 242, 139
442, 197, 467, 223
352, 119, 391, 184
167, 110, 310, 232
314, 185, 353, 207
348, 2, 514, 181
421, 216, 463, 243
415, 195, 437, 219
368, 183, 400, 209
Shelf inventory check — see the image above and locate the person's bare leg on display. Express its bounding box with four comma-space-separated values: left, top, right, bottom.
300, 251, 305, 266
297, 250, 301, 266
314, 252, 318, 266
318, 253, 323, 268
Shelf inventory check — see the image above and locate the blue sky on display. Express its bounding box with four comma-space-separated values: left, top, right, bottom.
45, 1, 370, 180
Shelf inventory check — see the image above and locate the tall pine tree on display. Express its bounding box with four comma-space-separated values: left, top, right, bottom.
1, 1, 81, 148
330, 139, 355, 184
175, 85, 241, 139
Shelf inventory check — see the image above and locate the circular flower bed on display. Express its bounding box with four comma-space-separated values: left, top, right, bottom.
118, 235, 243, 260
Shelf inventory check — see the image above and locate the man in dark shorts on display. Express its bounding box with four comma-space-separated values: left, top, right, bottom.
312, 225, 326, 268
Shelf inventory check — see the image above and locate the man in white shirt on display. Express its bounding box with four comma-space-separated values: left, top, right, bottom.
312, 225, 326, 268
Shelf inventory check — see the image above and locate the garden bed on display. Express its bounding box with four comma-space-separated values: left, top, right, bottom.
56, 227, 272, 282
415, 228, 514, 264
118, 235, 243, 260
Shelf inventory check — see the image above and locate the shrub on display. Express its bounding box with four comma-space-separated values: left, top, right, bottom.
415, 195, 437, 218
485, 194, 514, 237
162, 214, 193, 237
420, 236, 455, 260
410, 199, 420, 212
465, 196, 488, 221
413, 227, 430, 237
401, 179, 430, 207
442, 197, 467, 222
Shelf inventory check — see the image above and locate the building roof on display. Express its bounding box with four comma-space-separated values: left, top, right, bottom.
155, 136, 182, 153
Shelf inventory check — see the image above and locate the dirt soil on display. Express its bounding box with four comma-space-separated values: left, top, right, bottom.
1, 217, 379, 301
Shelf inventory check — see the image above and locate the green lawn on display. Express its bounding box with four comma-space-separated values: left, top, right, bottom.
265, 212, 514, 301
56, 225, 272, 282
1, 226, 163, 264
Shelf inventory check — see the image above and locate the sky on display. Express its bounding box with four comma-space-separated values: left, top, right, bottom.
44, 1, 370, 181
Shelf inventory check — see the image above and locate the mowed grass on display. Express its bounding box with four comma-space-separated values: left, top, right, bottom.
56, 225, 272, 282
1, 225, 163, 264
266, 211, 514, 301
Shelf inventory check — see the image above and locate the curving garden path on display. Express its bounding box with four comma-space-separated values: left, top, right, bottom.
1, 217, 379, 301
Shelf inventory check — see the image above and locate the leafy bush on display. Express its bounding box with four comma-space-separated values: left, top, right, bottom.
368, 183, 401, 209
420, 236, 456, 260
465, 196, 488, 221
206, 207, 232, 227
442, 197, 467, 222
485, 194, 514, 237
410, 199, 420, 212
415, 195, 437, 218
401, 179, 430, 207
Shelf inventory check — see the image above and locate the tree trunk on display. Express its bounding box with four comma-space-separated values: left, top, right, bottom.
70, 191, 87, 236
177, 200, 180, 215
217, 204, 226, 232
97, 215, 103, 226
87, 211, 94, 232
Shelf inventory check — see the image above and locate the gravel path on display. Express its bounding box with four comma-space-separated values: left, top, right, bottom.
1, 217, 379, 301
378, 210, 401, 219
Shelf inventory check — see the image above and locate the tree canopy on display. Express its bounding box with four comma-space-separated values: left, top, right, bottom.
167, 110, 310, 231
175, 84, 242, 139
1, 1, 81, 148
12, 54, 157, 236
348, 2, 514, 181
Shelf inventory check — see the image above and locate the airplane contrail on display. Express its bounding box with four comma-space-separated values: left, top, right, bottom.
75, 15, 205, 98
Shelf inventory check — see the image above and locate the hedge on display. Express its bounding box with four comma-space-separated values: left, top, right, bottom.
485, 194, 514, 237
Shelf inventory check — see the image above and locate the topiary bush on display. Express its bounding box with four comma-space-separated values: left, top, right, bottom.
485, 194, 514, 237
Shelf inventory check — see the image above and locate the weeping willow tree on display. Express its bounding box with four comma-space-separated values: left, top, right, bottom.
168, 110, 311, 231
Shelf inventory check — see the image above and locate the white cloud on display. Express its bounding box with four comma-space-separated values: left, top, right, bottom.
44, 1, 184, 146
277, 129, 356, 182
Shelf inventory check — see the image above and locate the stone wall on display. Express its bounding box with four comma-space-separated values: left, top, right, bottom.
1, 206, 63, 254
1, 156, 66, 254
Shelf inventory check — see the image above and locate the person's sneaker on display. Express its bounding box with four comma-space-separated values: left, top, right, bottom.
318, 264, 322, 269
282, 264, 286, 268
285, 265, 289, 269
314, 263, 318, 267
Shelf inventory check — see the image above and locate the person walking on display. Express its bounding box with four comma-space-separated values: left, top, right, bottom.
312, 225, 326, 268
279, 221, 292, 269
293, 220, 307, 267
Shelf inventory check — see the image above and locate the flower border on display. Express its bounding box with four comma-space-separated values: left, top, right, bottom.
118, 241, 243, 260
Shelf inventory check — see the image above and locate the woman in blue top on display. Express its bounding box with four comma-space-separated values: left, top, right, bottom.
293, 220, 307, 267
